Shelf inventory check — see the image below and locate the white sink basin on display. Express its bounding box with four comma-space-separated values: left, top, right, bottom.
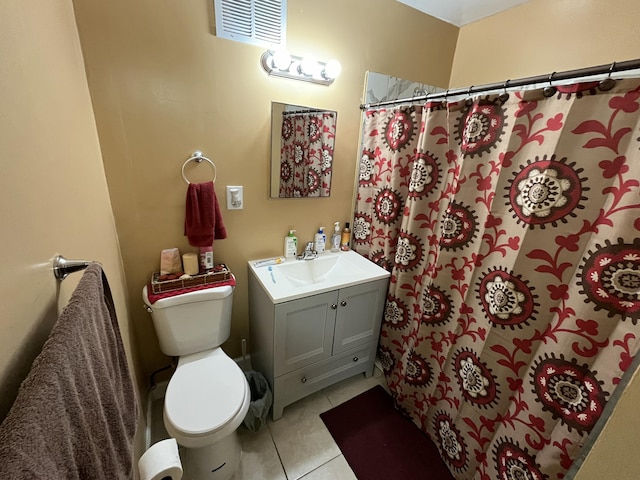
248, 250, 390, 303
277, 254, 354, 285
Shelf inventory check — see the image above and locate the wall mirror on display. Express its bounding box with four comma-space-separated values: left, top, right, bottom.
269, 102, 337, 198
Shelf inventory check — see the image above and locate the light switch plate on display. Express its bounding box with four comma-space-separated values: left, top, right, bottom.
226, 185, 243, 210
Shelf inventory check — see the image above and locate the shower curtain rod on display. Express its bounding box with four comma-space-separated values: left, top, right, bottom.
360, 58, 640, 110
283, 108, 331, 115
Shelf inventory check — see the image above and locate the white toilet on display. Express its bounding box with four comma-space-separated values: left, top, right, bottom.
142, 283, 250, 480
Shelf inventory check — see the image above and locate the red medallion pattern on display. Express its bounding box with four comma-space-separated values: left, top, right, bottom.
354, 80, 640, 479
531, 354, 607, 433
374, 187, 404, 225
494, 440, 546, 480
453, 349, 499, 408
384, 109, 416, 151
477, 268, 538, 328
440, 202, 478, 251
506, 154, 587, 228
456, 98, 507, 156
578, 238, 640, 323
422, 285, 453, 326
406, 351, 433, 386
434, 412, 468, 473
409, 151, 440, 198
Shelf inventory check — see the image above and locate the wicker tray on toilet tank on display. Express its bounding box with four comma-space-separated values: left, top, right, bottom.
150, 264, 231, 293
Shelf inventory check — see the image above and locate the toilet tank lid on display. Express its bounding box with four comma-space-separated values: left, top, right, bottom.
143, 284, 233, 308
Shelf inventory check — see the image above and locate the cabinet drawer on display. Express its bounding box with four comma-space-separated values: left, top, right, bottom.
274, 344, 375, 412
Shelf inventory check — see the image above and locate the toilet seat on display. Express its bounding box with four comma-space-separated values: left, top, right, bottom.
164, 349, 248, 443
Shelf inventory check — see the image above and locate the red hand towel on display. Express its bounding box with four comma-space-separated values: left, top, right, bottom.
184, 181, 227, 247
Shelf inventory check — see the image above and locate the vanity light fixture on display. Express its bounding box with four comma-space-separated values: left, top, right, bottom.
260, 50, 341, 86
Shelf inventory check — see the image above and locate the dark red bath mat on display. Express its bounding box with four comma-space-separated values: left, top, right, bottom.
320, 385, 455, 480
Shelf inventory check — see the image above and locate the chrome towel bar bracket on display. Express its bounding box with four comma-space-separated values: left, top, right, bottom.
53, 255, 91, 281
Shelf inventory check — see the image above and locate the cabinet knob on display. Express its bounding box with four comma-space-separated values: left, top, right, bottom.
352, 356, 359, 362
331, 304, 337, 310
340, 300, 347, 307
301, 376, 307, 383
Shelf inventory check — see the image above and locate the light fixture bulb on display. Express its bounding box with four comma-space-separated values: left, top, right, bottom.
300, 55, 319, 76
323, 59, 342, 80
272, 50, 292, 71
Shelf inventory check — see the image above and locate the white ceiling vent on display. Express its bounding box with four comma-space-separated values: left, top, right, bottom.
214, 0, 286, 48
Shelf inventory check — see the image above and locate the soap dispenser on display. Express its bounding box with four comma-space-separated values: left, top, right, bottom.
330, 222, 341, 252
314, 227, 326, 254
284, 230, 298, 258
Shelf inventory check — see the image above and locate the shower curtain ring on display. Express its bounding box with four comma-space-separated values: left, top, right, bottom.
599, 61, 618, 91
499, 79, 511, 102
543, 72, 557, 97
465, 85, 474, 106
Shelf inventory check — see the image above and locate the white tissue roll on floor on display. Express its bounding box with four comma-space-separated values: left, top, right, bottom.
138, 438, 183, 480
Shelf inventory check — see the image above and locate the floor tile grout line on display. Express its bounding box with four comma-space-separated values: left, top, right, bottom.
266, 419, 290, 480
296, 452, 343, 480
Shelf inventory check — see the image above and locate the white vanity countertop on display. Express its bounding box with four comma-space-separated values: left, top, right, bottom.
248, 250, 390, 303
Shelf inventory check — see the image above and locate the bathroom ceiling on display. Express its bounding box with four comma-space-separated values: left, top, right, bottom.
396, 0, 533, 26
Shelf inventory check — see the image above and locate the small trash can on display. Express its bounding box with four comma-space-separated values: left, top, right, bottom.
243, 370, 273, 432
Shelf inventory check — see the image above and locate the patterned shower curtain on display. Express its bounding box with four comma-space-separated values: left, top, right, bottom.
354, 78, 640, 479
279, 111, 336, 197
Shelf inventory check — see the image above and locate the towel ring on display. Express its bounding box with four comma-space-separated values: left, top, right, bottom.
181, 150, 217, 184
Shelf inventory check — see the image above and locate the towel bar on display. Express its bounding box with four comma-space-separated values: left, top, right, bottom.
53, 255, 91, 281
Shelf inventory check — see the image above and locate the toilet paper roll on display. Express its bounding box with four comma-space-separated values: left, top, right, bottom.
138, 438, 183, 480
182, 252, 199, 275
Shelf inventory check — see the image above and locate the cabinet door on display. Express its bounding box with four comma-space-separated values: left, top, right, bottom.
274, 290, 338, 376
333, 279, 388, 355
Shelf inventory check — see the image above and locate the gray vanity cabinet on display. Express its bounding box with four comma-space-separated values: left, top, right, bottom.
248, 274, 388, 420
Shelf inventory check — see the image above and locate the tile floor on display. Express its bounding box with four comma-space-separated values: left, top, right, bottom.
149, 364, 388, 480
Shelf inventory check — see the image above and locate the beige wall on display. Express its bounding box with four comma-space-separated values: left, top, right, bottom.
451, 0, 640, 87
0, 0, 145, 455
71, 0, 458, 377
451, 1, 640, 478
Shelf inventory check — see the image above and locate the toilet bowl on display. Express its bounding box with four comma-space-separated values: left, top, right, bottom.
142, 282, 249, 480
165, 349, 250, 479
164, 349, 249, 448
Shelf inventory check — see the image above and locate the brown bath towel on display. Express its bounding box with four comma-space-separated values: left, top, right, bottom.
0, 264, 138, 479
184, 181, 227, 247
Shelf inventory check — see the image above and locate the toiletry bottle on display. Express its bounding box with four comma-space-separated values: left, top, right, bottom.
314, 227, 326, 254
340, 222, 351, 251
199, 246, 214, 271
284, 230, 298, 258
330, 222, 341, 252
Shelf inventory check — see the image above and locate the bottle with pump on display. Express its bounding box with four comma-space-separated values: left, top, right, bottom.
330, 222, 341, 252
314, 227, 326, 254
340, 222, 351, 251
284, 230, 298, 258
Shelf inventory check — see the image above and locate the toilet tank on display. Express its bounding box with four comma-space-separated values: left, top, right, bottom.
142, 284, 234, 357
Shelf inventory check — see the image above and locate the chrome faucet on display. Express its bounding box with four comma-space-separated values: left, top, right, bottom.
297, 242, 317, 260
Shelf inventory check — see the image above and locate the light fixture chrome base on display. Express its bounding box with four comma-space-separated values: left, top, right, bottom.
260, 51, 340, 86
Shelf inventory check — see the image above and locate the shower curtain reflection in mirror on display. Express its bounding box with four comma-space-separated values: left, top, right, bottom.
276, 108, 336, 197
